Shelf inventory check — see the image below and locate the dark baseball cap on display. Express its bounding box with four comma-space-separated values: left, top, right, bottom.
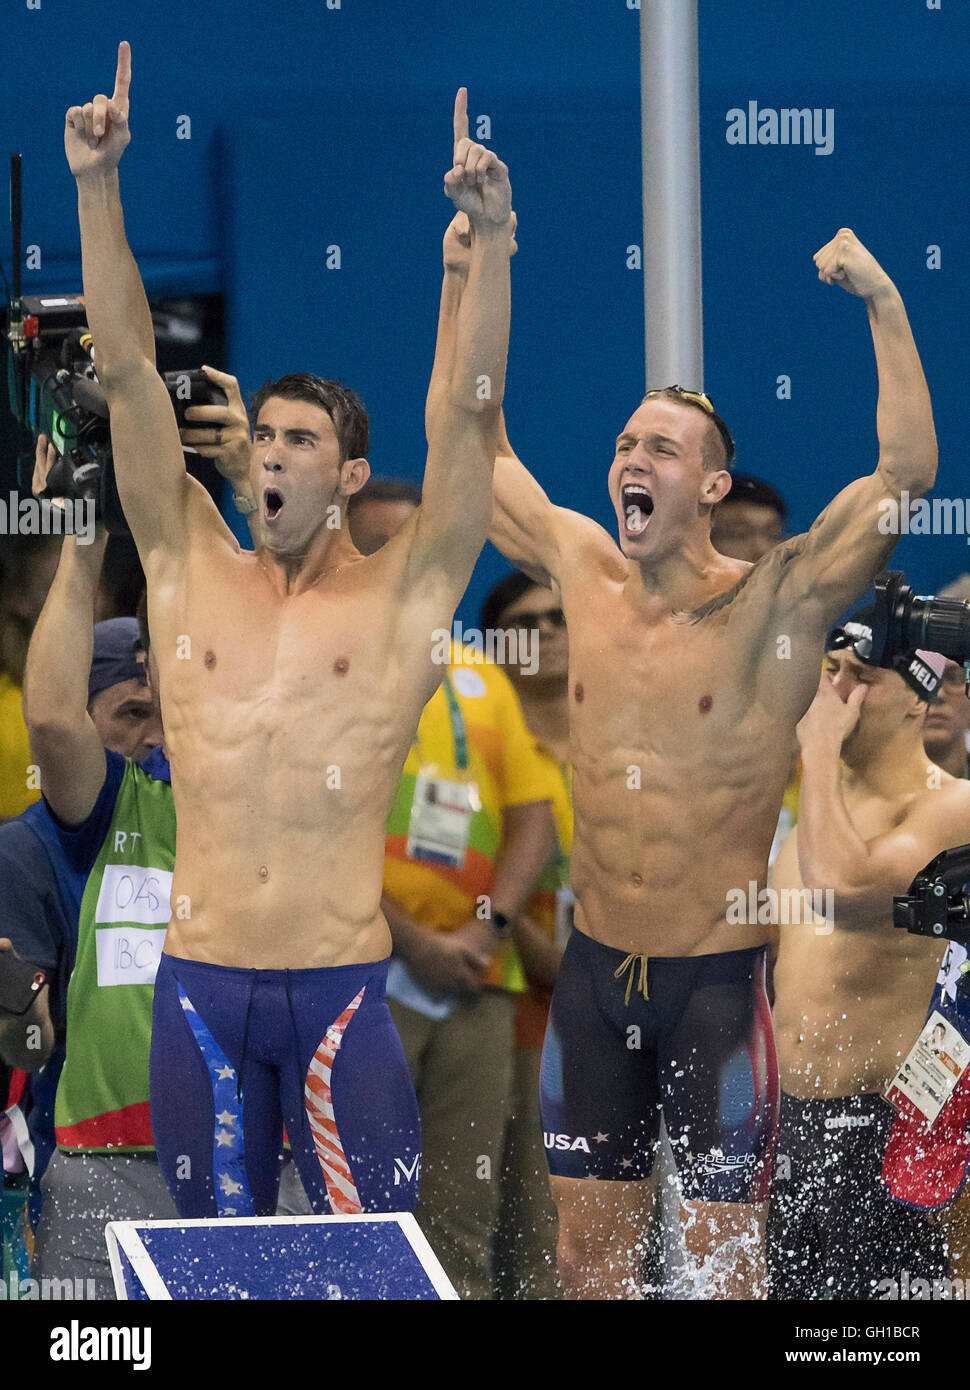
88, 618, 147, 701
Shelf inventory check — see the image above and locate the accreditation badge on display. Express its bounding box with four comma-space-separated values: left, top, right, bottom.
886, 1008, 970, 1129
405, 768, 481, 869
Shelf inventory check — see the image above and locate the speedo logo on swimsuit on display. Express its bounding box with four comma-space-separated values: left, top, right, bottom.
544, 1132, 591, 1153
824, 1114, 873, 1130
725, 102, 835, 156
694, 1151, 755, 1175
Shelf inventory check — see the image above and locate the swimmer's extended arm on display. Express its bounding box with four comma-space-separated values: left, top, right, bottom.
491, 426, 617, 590
406, 91, 512, 603
772, 230, 937, 631
795, 676, 970, 919
424, 213, 477, 448
22, 510, 107, 826
425, 207, 585, 590
491, 427, 566, 588
66, 43, 227, 571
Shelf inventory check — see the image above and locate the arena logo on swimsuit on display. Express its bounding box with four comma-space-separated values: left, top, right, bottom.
544, 1132, 591, 1153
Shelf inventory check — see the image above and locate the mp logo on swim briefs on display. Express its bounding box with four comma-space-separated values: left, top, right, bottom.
543, 1132, 591, 1153
393, 1155, 421, 1185
694, 1150, 755, 1176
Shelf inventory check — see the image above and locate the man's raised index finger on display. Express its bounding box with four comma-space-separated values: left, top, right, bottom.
113, 40, 132, 105
453, 88, 468, 149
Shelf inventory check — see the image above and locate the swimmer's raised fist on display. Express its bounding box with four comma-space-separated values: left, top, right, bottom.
813, 228, 893, 301
65, 41, 132, 180
444, 89, 512, 228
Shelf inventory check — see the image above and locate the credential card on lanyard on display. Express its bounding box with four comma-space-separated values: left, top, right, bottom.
406, 772, 477, 868
405, 673, 479, 869
886, 1009, 970, 1129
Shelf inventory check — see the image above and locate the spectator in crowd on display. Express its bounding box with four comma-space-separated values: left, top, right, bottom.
923, 660, 970, 780
481, 571, 571, 1300
921, 578, 970, 781
0, 486, 145, 823
0, 515, 172, 1301
348, 480, 557, 1301
710, 472, 787, 564
768, 612, 970, 1298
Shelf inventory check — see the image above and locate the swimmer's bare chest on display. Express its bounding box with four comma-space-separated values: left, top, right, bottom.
560, 570, 807, 957
152, 547, 436, 968
773, 790, 944, 1095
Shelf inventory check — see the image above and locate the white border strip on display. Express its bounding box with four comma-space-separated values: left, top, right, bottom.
105, 1223, 173, 1301
396, 1212, 459, 1300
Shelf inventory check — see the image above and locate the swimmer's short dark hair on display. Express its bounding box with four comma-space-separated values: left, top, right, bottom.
249, 374, 369, 463
642, 386, 735, 471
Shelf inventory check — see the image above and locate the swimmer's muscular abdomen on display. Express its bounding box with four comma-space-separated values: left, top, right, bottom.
561, 575, 797, 959
773, 925, 944, 1098
570, 736, 786, 957
153, 550, 436, 970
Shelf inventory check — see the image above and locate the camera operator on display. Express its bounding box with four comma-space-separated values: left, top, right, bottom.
0, 439, 174, 1298
767, 611, 970, 1298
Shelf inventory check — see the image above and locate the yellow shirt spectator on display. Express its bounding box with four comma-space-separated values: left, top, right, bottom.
383, 644, 558, 990
0, 673, 39, 819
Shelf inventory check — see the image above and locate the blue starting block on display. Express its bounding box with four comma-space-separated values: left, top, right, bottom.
105, 1214, 458, 1300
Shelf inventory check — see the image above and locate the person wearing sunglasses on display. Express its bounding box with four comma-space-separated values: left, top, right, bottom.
433, 217, 938, 1297
480, 571, 572, 1299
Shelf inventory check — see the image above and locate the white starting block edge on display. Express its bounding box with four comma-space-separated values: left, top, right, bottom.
104, 1212, 459, 1301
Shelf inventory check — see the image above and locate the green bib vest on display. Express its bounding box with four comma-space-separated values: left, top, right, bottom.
54, 759, 175, 1153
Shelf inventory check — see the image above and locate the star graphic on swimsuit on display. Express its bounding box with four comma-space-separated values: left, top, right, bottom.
593, 1132, 609, 1144
620, 1157, 633, 1169
216, 1064, 235, 1081
216, 1110, 238, 1127
216, 1129, 237, 1148
219, 1174, 243, 1196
